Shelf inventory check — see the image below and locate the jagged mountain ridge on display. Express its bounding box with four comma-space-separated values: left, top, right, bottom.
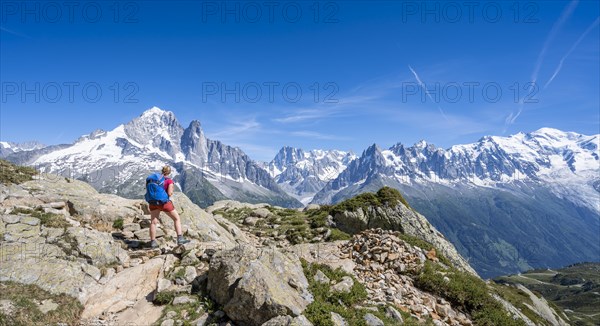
3, 107, 301, 208
309, 128, 600, 278
264, 146, 356, 205
313, 128, 599, 212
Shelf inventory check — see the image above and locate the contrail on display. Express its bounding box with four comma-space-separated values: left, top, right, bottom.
544, 16, 600, 89
0, 26, 31, 39
506, 0, 578, 129
408, 65, 447, 119
530, 0, 579, 84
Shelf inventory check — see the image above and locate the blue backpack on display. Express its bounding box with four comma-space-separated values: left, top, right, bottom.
145, 173, 170, 205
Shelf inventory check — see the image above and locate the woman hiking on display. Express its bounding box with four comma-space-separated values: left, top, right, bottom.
146, 166, 190, 248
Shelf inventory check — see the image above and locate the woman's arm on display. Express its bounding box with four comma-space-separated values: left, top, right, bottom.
167, 183, 174, 197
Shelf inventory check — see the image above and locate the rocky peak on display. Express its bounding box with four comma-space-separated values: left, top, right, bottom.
123, 107, 184, 156
181, 120, 208, 165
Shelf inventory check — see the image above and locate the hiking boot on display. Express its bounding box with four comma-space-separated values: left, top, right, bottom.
150, 240, 159, 249
177, 235, 190, 245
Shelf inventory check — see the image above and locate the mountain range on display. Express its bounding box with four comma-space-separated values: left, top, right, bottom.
2, 107, 598, 278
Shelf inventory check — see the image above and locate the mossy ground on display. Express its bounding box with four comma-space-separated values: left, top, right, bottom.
0, 159, 37, 185
0, 281, 83, 326
11, 207, 71, 230
213, 205, 351, 245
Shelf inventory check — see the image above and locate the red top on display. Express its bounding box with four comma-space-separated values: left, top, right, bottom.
163, 177, 174, 192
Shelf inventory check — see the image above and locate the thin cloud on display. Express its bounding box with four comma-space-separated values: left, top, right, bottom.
408, 65, 447, 119
544, 16, 600, 89
290, 130, 351, 141
209, 119, 261, 138
273, 108, 342, 123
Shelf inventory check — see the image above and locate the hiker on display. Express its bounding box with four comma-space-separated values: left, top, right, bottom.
145, 166, 190, 248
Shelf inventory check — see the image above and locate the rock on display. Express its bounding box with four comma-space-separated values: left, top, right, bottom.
252, 208, 272, 218
262, 315, 293, 325
313, 270, 330, 284
139, 219, 152, 228
208, 245, 313, 325
0, 300, 16, 316
98, 267, 116, 285
426, 249, 438, 262
123, 223, 141, 233
173, 295, 197, 305
330, 312, 348, 326
364, 313, 384, 326
193, 313, 209, 326
81, 257, 165, 319
157, 278, 173, 293
4, 222, 40, 240
161, 319, 175, 326
292, 315, 314, 326
134, 228, 164, 241
82, 263, 102, 281
304, 204, 320, 211
181, 250, 201, 266
184, 266, 198, 284
384, 306, 403, 323
0, 242, 91, 301
19, 216, 40, 226
43, 201, 66, 209
286, 242, 355, 274
243, 216, 259, 226
67, 227, 129, 267
2, 214, 21, 224
38, 299, 59, 314
331, 276, 354, 293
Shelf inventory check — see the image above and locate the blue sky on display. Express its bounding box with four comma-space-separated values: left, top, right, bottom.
1, 0, 598, 161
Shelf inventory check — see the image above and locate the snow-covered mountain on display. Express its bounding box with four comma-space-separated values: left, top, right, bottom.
313, 128, 599, 211
264, 147, 356, 204
0, 141, 45, 157
310, 128, 600, 277
3, 107, 301, 208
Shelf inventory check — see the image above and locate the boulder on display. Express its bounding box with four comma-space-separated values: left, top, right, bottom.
0, 242, 93, 302
67, 227, 129, 267
252, 207, 272, 218
330, 312, 348, 326
313, 270, 330, 285
208, 245, 313, 325
81, 256, 165, 320
364, 313, 384, 326
331, 276, 354, 293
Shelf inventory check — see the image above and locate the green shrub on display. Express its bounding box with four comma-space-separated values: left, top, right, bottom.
328, 228, 351, 241
153, 291, 177, 305
331, 187, 411, 216
112, 218, 124, 230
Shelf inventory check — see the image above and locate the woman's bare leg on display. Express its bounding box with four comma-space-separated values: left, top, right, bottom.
165, 209, 183, 236
149, 209, 161, 240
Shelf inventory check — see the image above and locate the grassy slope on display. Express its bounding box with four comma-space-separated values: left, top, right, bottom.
495, 262, 600, 326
